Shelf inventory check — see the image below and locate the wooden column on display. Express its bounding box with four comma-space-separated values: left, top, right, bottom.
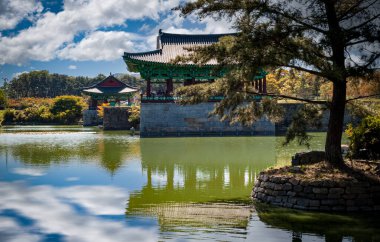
146, 78, 151, 97
263, 76, 267, 93
166, 78, 173, 96
254, 79, 258, 91
258, 78, 263, 93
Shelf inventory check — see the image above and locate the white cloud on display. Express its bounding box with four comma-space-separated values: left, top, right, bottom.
0, 182, 157, 242
0, 0, 234, 65
68, 64, 77, 69
0, 0, 43, 31
0, 0, 180, 65
12, 71, 29, 78
59, 31, 141, 61
66, 176, 79, 181
12, 167, 47, 176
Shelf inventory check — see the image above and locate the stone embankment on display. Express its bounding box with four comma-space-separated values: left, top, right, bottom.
252, 169, 380, 212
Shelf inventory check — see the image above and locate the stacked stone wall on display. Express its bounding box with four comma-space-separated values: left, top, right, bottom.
252, 172, 380, 211
83, 110, 101, 126
140, 103, 275, 137
103, 107, 131, 130
275, 103, 357, 134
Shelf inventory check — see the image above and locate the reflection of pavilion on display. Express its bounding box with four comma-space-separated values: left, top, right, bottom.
126, 137, 276, 235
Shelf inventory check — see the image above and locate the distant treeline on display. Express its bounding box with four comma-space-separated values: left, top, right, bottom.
2, 70, 141, 98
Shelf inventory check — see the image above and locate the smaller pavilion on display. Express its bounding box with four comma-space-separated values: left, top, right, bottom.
82, 74, 138, 109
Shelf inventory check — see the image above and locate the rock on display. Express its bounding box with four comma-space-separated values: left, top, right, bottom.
289, 178, 299, 185
287, 191, 296, 197
303, 186, 313, 193
283, 183, 293, 191
291, 151, 325, 166
294, 185, 303, 192
309, 200, 320, 206
328, 193, 342, 199
329, 188, 345, 194
313, 187, 328, 194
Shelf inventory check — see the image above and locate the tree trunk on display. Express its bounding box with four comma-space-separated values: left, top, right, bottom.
325, 80, 346, 165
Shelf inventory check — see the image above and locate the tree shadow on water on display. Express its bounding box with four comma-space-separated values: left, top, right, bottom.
255, 202, 380, 242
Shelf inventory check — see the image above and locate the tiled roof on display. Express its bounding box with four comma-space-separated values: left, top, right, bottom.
124, 30, 236, 65
82, 87, 137, 95
82, 75, 138, 95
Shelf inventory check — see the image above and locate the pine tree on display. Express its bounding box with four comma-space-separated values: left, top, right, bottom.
175, 0, 380, 165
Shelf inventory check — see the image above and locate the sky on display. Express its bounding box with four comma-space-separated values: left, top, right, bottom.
0, 0, 233, 85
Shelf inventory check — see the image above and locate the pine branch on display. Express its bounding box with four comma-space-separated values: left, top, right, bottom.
244, 90, 330, 106
346, 93, 380, 102
348, 13, 380, 31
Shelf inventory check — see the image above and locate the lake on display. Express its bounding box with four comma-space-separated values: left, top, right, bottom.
0, 126, 379, 242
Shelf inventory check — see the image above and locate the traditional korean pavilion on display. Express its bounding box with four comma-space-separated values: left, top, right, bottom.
82, 74, 138, 109
123, 30, 272, 137
123, 29, 267, 102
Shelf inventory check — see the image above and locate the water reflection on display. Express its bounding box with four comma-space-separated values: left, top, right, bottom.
255, 203, 380, 242
0, 126, 375, 242
0, 181, 156, 242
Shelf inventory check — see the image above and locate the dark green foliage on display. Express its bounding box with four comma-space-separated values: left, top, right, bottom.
284, 105, 324, 148
0, 89, 7, 109
6, 71, 141, 98
176, 0, 380, 163
346, 116, 380, 159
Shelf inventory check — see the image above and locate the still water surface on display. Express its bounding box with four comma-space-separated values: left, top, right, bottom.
0, 126, 379, 242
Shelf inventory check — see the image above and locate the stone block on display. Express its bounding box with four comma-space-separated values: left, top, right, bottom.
313, 187, 328, 194
283, 183, 293, 191
294, 185, 303, 192
309, 200, 320, 207
346, 200, 355, 206
321, 199, 339, 205
332, 206, 345, 211
289, 178, 299, 185
287, 191, 296, 197
274, 184, 284, 191
303, 186, 313, 193
347, 207, 359, 212
342, 194, 357, 199
328, 193, 342, 199
297, 199, 310, 207
293, 205, 307, 210
329, 188, 344, 194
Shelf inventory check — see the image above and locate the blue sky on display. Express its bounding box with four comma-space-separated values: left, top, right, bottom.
0, 0, 232, 85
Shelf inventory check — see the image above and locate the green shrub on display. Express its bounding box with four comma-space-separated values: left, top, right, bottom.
50, 96, 85, 124
3, 109, 17, 123
128, 106, 140, 128
346, 115, 380, 159
0, 89, 7, 109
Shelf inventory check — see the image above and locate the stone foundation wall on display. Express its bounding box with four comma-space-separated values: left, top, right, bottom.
103, 107, 131, 130
140, 103, 275, 137
252, 172, 380, 211
275, 103, 357, 134
83, 110, 101, 126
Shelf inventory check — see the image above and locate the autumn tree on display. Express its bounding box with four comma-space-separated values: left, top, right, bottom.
175, 0, 380, 165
